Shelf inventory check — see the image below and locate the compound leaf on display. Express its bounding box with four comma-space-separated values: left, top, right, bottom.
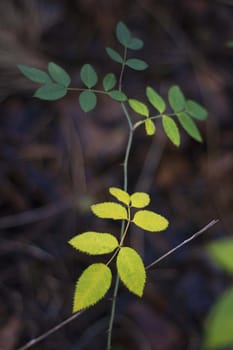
128, 99, 149, 117
204, 287, 233, 349
133, 210, 169, 232
145, 119, 156, 136
68, 232, 118, 255
79, 90, 97, 112
34, 83, 67, 100
177, 112, 203, 142
18, 64, 51, 84
186, 100, 208, 120
73, 263, 112, 312
146, 86, 166, 114
103, 73, 117, 91
117, 247, 146, 297
48, 62, 71, 87
128, 38, 144, 50
109, 187, 130, 205
207, 239, 233, 274
116, 21, 131, 47
108, 90, 127, 102
130, 192, 150, 208
125, 58, 148, 71
80, 64, 98, 88
91, 202, 128, 220
168, 85, 185, 112
106, 47, 123, 64
162, 115, 180, 146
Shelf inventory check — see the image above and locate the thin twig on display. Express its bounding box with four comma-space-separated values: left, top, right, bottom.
16, 311, 83, 350
146, 219, 219, 270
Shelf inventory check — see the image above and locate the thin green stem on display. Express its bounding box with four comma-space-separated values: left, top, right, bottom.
67, 87, 107, 94
133, 112, 178, 130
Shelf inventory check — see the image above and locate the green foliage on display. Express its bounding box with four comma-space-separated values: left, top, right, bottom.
18, 65, 51, 84
80, 64, 98, 88
109, 187, 130, 205
177, 112, 203, 142
207, 239, 233, 274
125, 58, 148, 71
162, 115, 181, 146
133, 210, 169, 232
79, 90, 97, 112
116, 21, 131, 47
108, 90, 127, 101
145, 119, 156, 136
103, 73, 117, 91
185, 100, 208, 120
91, 202, 128, 220
130, 192, 150, 208
146, 86, 166, 114
128, 99, 149, 117
168, 85, 185, 112
106, 47, 123, 63
34, 83, 67, 100
48, 62, 71, 87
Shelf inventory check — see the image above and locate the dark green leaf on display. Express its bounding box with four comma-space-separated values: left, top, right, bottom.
106, 47, 123, 64
103, 73, 117, 91
18, 64, 51, 84
125, 58, 148, 71
80, 64, 98, 88
177, 112, 203, 142
186, 100, 208, 120
108, 90, 127, 102
128, 38, 144, 50
168, 85, 185, 112
48, 62, 71, 87
162, 115, 180, 146
79, 90, 97, 112
34, 83, 67, 100
116, 21, 131, 46
146, 86, 166, 113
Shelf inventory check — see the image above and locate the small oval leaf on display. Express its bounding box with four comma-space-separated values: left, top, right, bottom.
68, 232, 118, 255
186, 100, 208, 120
116, 21, 131, 46
73, 263, 112, 312
109, 187, 130, 205
130, 192, 150, 208
80, 64, 98, 88
117, 247, 146, 297
128, 38, 144, 50
207, 239, 233, 274
103, 73, 117, 92
48, 62, 71, 87
168, 85, 185, 112
145, 119, 156, 136
125, 58, 148, 71
162, 115, 180, 146
34, 83, 67, 100
106, 47, 123, 64
79, 90, 97, 112
133, 210, 169, 232
91, 202, 128, 220
18, 64, 51, 84
146, 86, 166, 114
177, 112, 203, 142
128, 99, 149, 117
108, 90, 127, 101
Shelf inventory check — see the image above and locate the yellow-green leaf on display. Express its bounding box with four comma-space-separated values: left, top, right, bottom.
207, 239, 233, 274
146, 86, 166, 113
109, 187, 130, 205
91, 202, 128, 220
117, 247, 146, 297
145, 119, 156, 136
128, 99, 149, 117
130, 192, 150, 208
68, 232, 118, 255
133, 210, 169, 232
73, 263, 112, 312
162, 115, 180, 146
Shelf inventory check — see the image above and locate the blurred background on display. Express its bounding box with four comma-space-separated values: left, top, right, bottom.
0, 0, 232, 349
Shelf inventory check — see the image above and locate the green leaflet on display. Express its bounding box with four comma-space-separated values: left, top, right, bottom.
130, 192, 150, 208
168, 85, 185, 112
91, 202, 128, 220
133, 210, 169, 232
117, 247, 146, 297
128, 99, 149, 117
207, 239, 233, 274
73, 263, 112, 312
116, 21, 131, 47
80, 64, 98, 88
34, 83, 67, 100
177, 112, 203, 142
68, 232, 118, 255
106, 47, 123, 64
103, 73, 117, 91
109, 187, 130, 205
125, 59, 148, 71
18, 64, 51, 84
204, 287, 233, 349
108, 90, 127, 102
146, 86, 166, 114
79, 90, 97, 112
162, 115, 180, 146
145, 119, 156, 136
48, 62, 71, 87
128, 38, 144, 50
185, 100, 208, 120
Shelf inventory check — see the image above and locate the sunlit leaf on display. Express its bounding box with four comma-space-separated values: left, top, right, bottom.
133, 210, 169, 232
128, 38, 144, 50
79, 90, 97, 112
128, 99, 149, 117
146, 86, 166, 114
177, 112, 203, 142
207, 239, 233, 274
80, 64, 98, 88
125, 59, 148, 71
34, 83, 67, 100
145, 119, 156, 136
168, 85, 185, 112
185, 100, 208, 120
162, 115, 180, 146
48, 62, 71, 87
103, 73, 117, 91
130, 192, 150, 208
106, 47, 123, 64
91, 202, 128, 220
18, 64, 51, 84
117, 247, 146, 297
109, 187, 130, 205
73, 263, 112, 312
108, 90, 127, 101
116, 21, 131, 47
204, 287, 233, 349
68, 232, 118, 255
